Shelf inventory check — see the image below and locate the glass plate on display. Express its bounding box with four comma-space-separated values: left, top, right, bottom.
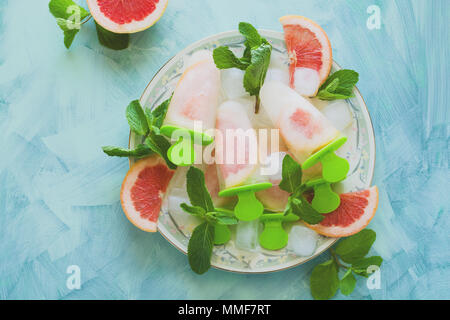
129, 30, 376, 273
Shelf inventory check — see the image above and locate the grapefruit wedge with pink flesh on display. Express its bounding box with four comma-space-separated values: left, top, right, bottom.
121, 156, 175, 232
87, 0, 168, 34
280, 15, 332, 97
215, 101, 258, 189
304, 186, 379, 237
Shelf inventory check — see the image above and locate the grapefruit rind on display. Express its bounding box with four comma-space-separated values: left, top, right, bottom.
280, 15, 332, 95
87, 0, 169, 34
305, 186, 379, 237
120, 156, 174, 232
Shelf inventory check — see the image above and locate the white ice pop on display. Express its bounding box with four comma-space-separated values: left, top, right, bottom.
163, 54, 221, 133
215, 100, 272, 221
260, 81, 340, 163
215, 100, 262, 189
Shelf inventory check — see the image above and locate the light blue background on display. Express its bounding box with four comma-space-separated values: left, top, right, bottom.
0, 0, 448, 300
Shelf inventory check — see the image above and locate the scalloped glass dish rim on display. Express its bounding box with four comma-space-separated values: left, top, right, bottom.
128, 29, 376, 274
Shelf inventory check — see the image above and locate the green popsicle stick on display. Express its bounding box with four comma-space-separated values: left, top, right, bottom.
218, 183, 272, 221
259, 213, 299, 250
214, 223, 231, 245
305, 179, 341, 213
160, 125, 213, 166
302, 136, 350, 183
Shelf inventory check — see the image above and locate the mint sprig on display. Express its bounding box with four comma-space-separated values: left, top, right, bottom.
310, 229, 383, 299
183, 167, 238, 274
49, 0, 129, 50
213, 22, 272, 113
279, 154, 324, 224
317, 69, 359, 101
102, 97, 176, 169
49, 0, 90, 49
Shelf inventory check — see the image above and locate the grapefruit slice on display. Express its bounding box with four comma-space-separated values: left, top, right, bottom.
121, 156, 175, 232
280, 15, 332, 97
87, 0, 168, 34
304, 186, 379, 237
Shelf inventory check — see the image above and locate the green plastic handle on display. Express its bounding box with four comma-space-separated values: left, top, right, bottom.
214, 223, 231, 245
259, 213, 299, 250
259, 220, 288, 250
321, 152, 350, 183
303, 136, 349, 183
167, 136, 196, 166
311, 182, 340, 213
234, 191, 264, 221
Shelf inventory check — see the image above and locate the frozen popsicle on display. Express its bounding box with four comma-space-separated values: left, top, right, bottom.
160, 53, 221, 166
215, 100, 272, 221
260, 81, 349, 182
256, 151, 291, 212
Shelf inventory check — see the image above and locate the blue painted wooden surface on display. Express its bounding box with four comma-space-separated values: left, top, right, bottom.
0, 0, 448, 299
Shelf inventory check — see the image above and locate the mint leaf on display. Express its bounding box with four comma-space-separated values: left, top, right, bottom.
213, 46, 249, 70
180, 203, 206, 217
95, 22, 129, 50
145, 132, 176, 169
317, 69, 359, 101
351, 256, 383, 277
49, 0, 89, 49
102, 144, 153, 158
340, 269, 357, 296
239, 22, 264, 49
49, 0, 89, 20
144, 109, 155, 132
279, 154, 302, 193
243, 43, 272, 97
335, 229, 376, 263
151, 97, 172, 129
186, 167, 215, 212
207, 212, 238, 225
126, 100, 149, 136
290, 197, 324, 224
310, 259, 339, 300
187, 222, 215, 274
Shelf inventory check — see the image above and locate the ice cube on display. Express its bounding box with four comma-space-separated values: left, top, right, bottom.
235, 220, 260, 251
265, 68, 289, 86
288, 225, 319, 257
221, 68, 247, 99
321, 100, 353, 131
293, 68, 320, 97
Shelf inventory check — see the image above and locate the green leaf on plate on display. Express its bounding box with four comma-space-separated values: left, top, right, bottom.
279, 154, 302, 193
310, 259, 339, 300
151, 96, 172, 129
187, 222, 215, 275
126, 100, 149, 136
290, 197, 324, 224
145, 132, 176, 169
317, 69, 359, 101
180, 203, 206, 217
102, 144, 154, 158
243, 43, 272, 97
335, 229, 376, 264
239, 22, 264, 49
185, 167, 215, 212
213, 46, 249, 70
